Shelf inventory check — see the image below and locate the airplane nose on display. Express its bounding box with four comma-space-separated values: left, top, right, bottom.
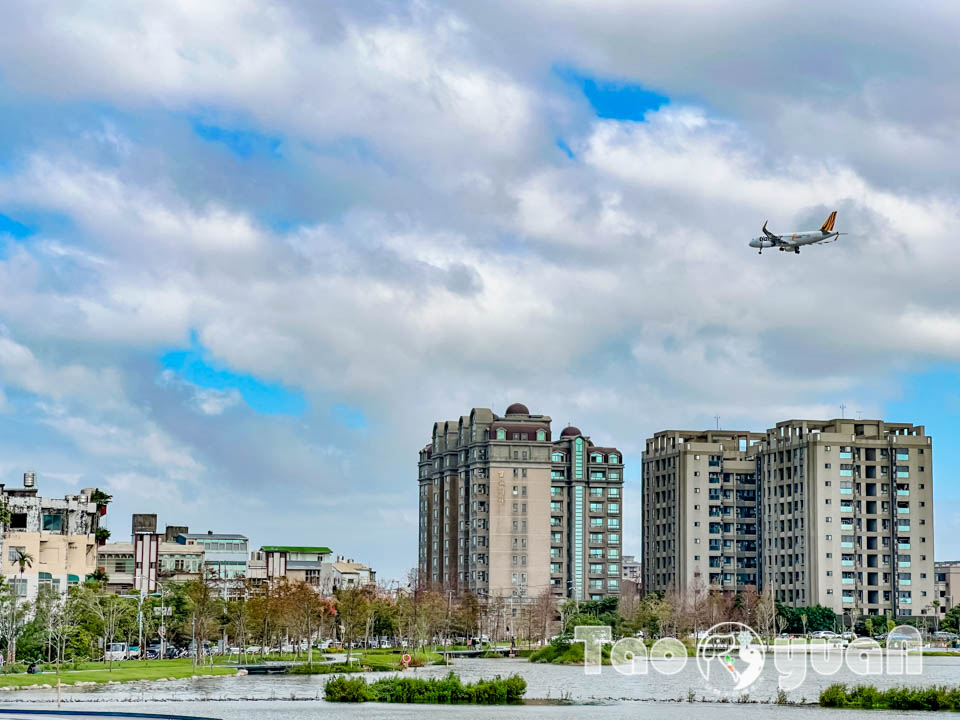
748, 239, 758, 248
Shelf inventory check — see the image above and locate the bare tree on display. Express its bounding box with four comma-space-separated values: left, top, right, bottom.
77, 584, 133, 670
532, 587, 556, 645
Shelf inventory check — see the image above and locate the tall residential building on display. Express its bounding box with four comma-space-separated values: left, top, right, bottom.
418, 404, 624, 602
757, 419, 934, 618
0, 475, 102, 600
935, 561, 960, 619
642, 430, 764, 596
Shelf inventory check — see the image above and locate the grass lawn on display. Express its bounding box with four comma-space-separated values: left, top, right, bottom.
0, 659, 236, 688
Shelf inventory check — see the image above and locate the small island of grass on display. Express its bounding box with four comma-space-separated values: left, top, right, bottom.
820, 683, 960, 711
324, 672, 526, 704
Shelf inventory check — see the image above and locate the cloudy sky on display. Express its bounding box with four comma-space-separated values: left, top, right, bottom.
1, 1, 959, 580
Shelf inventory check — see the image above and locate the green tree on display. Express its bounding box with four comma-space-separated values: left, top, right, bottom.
941, 605, 960, 633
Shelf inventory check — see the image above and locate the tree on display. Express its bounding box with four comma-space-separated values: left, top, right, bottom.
532, 588, 556, 645
76, 583, 134, 670
184, 577, 223, 667
941, 605, 960, 634
336, 587, 372, 665
755, 589, 777, 643
6, 549, 34, 663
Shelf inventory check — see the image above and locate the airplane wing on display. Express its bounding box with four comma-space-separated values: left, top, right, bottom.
761, 221, 781, 239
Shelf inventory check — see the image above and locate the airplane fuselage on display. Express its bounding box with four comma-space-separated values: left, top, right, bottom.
749, 230, 839, 250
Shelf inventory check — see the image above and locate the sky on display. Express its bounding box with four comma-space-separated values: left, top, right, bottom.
1, 1, 959, 581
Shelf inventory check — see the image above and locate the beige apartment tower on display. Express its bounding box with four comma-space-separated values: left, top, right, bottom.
642, 430, 764, 596
757, 419, 935, 618
418, 404, 624, 602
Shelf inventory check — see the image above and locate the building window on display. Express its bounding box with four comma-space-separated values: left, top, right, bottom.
496, 428, 506, 440
42, 514, 64, 532
7, 546, 25, 562
537, 430, 546, 442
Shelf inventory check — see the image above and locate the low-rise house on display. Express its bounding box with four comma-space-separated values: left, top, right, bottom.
318, 556, 375, 595
0, 474, 101, 601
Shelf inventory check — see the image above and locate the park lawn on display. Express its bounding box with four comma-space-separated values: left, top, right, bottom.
0, 661, 236, 688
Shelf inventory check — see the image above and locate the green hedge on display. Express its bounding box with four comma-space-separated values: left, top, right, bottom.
324, 672, 526, 704
820, 683, 960, 711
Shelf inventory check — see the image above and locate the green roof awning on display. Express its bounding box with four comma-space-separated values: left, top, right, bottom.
260, 545, 332, 554
67, 574, 80, 582
38, 572, 53, 579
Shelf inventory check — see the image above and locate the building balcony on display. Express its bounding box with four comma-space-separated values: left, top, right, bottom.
842, 578, 855, 585
841, 560, 854, 567
898, 561, 911, 568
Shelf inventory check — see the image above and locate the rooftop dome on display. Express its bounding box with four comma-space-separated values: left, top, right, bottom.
560, 426, 582, 438
505, 402, 530, 415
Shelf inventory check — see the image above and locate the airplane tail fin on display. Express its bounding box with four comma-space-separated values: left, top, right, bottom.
820, 210, 837, 233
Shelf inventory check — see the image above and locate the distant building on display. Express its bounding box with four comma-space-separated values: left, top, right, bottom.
622, 555, 641, 581
98, 541, 204, 593
176, 531, 248, 580
935, 561, 960, 618
0, 474, 101, 600
176, 531, 248, 597
260, 546, 332, 587
318, 556, 375, 595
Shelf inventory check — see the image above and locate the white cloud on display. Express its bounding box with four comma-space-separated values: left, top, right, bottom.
2, 0, 960, 574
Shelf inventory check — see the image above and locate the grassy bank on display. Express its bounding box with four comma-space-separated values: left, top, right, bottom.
325, 672, 526, 704
820, 683, 960, 711
0, 659, 236, 688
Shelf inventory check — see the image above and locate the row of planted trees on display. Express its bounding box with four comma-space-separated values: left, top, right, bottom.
0, 571, 553, 671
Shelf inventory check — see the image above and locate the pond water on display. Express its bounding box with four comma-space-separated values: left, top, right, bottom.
1, 655, 957, 719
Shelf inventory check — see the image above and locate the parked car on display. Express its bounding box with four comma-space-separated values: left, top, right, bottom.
104, 642, 129, 662
810, 630, 839, 639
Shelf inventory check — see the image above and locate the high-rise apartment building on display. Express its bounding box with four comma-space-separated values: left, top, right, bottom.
418, 404, 624, 602
757, 419, 934, 617
642, 430, 764, 595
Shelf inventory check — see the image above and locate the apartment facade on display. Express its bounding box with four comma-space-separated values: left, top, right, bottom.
0, 477, 101, 600
758, 419, 934, 618
99, 541, 204, 594
642, 430, 763, 595
418, 404, 624, 602
935, 561, 960, 618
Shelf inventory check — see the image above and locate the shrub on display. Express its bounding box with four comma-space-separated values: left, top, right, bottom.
324, 675, 372, 702
820, 683, 960, 711
325, 672, 526, 704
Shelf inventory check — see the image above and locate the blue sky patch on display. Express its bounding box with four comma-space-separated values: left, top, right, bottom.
161, 335, 306, 415
0, 212, 34, 238
332, 403, 367, 430
886, 366, 960, 502
555, 138, 575, 159
556, 66, 669, 121
192, 120, 283, 158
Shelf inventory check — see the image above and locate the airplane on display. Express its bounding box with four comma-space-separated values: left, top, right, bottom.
749, 211, 846, 254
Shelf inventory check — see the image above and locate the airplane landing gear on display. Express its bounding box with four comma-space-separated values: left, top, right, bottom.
794, 247, 800, 254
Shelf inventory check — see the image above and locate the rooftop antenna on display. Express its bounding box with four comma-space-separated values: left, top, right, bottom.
840, 403, 847, 419
857, 410, 863, 420
714, 415, 720, 430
